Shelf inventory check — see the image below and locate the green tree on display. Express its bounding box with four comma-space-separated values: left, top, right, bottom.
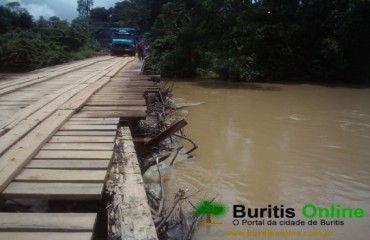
77, 0, 94, 27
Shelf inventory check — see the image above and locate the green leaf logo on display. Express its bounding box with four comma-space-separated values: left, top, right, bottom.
195, 200, 228, 224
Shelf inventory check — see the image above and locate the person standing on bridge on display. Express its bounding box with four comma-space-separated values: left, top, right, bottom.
136, 40, 145, 61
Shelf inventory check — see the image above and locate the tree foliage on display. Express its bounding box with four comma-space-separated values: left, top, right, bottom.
150, 0, 370, 83
0, 2, 93, 72
1, 0, 370, 83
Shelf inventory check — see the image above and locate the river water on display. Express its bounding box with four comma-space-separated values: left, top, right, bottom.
158, 79, 370, 239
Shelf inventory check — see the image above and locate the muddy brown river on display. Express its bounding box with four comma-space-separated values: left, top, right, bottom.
157, 79, 370, 239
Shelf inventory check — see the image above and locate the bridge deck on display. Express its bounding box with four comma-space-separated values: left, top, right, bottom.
0, 57, 158, 239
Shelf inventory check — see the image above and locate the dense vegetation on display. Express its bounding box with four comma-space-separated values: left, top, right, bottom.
0, 2, 95, 72
1, 0, 369, 84
148, 0, 370, 83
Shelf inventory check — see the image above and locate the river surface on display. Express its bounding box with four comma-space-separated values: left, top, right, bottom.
157, 79, 370, 239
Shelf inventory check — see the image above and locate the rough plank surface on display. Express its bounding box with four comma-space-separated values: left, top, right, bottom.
34, 150, 113, 159
43, 143, 114, 150
15, 169, 107, 183
49, 136, 115, 143
0, 110, 74, 192
2, 182, 104, 199
61, 124, 118, 131
0, 232, 93, 240
55, 131, 116, 136
106, 126, 157, 240
73, 110, 146, 119
0, 213, 96, 231
26, 160, 110, 170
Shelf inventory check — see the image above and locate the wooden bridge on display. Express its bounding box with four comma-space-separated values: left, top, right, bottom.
0, 57, 158, 240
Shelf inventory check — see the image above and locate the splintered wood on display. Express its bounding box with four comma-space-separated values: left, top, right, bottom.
106, 126, 158, 240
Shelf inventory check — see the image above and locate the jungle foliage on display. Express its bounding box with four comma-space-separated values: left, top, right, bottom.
149, 0, 370, 83
1, 0, 370, 84
0, 2, 95, 72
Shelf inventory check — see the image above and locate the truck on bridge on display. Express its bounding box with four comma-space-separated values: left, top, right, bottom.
109, 28, 137, 56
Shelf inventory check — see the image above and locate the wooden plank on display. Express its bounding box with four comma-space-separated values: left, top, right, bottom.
0, 106, 22, 110
106, 126, 157, 240
85, 100, 146, 106
0, 84, 87, 156
0, 58, 130, 156
1, 182, 104, 199
0, 57, 109, 96
55, 131, 116, 136
0, 60, 98, 96
34, 150, 112, 159
61, 124, 117, 131
0, 101, 30, 106
144, 119, 188, 151
0, 82, 84, 130
43, 143, 114, 150
82, 106, 147, 111
58, 76, 111, 110
92, 93, 145, 96
70, 117, 119, 121
73, 110, 146, 119
66, 120, 119, 125
0, 213, 96, 231
98, 89, 156, 93
26, 160, 110, 170
0, 110, 74, 192
89, 96, 144, 100
49, 136, 115, 143
15, 169, 107, 183
0, 232, 93, 240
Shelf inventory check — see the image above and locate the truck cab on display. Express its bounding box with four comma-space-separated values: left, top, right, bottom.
110, 29, 136, 56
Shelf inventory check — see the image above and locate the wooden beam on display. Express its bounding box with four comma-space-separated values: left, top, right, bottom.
55, 131, 117, 136
15, 169, 107, 183
26, 160, 110, 170
0, 213, 96, 232
43, 143, 114, 151
144, 119, 187, 150
0, 232, 93, 240
1, 182, 104, 200
73, 110, 146, 119
61, 124, 118, 131
34, 150, 112, 159
48, 136, 115, 143
106, 126, 158, 240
